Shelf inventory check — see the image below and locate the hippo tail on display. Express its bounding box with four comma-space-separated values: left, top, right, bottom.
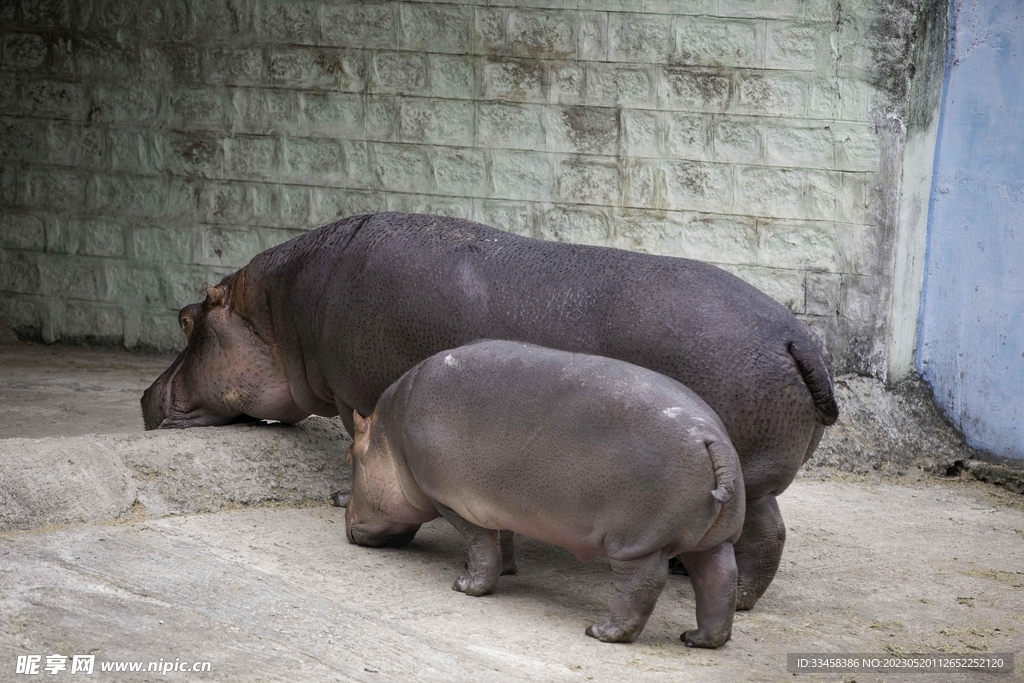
788, 339, 840, 426
706, 440, 740, 504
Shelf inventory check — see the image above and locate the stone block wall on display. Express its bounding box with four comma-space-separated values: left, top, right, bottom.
0, 0, 946, 377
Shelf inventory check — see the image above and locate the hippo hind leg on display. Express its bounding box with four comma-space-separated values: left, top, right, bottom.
586, 550, 669, 643
734, 493, 787, 610
499, 530, 518, 575
434, 503, 502, 596
677, 541, 737, 648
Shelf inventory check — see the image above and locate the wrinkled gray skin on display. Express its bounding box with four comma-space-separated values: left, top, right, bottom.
142, 212, 838, 610
346, 341, 745, 647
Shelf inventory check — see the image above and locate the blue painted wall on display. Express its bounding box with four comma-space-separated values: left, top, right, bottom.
918, 0, 1024, 460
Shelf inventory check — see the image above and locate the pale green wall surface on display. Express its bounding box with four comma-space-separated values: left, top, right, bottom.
0, 0, 946, 377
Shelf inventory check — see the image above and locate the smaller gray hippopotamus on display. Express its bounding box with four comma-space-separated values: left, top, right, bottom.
345, 340, 745, 647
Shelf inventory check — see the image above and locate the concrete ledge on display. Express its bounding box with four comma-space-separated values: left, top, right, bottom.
0, 418, 352, 532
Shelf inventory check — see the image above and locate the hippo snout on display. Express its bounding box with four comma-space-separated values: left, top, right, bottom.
347, 523, 420, 548
141, 378, 169, 430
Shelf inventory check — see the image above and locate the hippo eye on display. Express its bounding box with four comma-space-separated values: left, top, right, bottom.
179, 313, 193, 336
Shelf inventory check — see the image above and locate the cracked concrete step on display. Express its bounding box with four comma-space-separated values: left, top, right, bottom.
0, 419, 352, 532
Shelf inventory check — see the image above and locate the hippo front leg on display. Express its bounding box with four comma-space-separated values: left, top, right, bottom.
677, 542, 737, 648
435, 503, 502, 597
733, 494, 785, 610
586, 550, 669, 643
330, 402, 358, 508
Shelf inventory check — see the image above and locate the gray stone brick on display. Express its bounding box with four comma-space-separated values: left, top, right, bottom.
311, 188, 384, 225
608, 13, 673, 63
757, 218, 838, 270
481, 58, 545, 103
74, 37, 140, 83
105, 261, 163, 308
322, 3, 397, 49
0, 119, 47, 161
205, 47, 266, 86
610, 209, 684, 255
192, 0, 253, 39
475, 199, 537, 237
660, 68, 731, 112
131, 226, 195, 263
433, 147, 487, 197
402, 4, 472, 53
269, 48, 365, 91
508, 9, 576, 59
837, 221, 880, 275
260, 228, 305, 250
163, 88, 228, 131
224, 136, 279, 182
48, 123, 105, 168
3, 34, 48, 70
0, 166, 14, 206
805, 169, 841, 221
74, 218, 125, 257
60, 301, 123, 341
664, 160, 732, 212
370, 52, 428, 95
726, 264, 805, 312
763, 121, 833, 168
430, 55, 476, 100
549, 105, 620, 155
255, 0, 317, 44
385, 194, 472, 219
0, 214, 46, 250
621, 109, 661, 157
765, 22, 828, 71
200, 225, 263, 267
0, 296, 44, 334
0, 249, 40, 293
139, 46, 203, 84
165, 179, 204, 219
20, 0, 71, 26
229, 88, 267, 135
737, 72, 808, 117
644, 0, 716, 13
473, 8, 507, 54
282, 137, 345, 185
676, 18, 762, 67
21, 169, 86, 210
279, 184, 311, 228
298, 92, 363, 138
840, 274, 876, 321
805, 271, 841, 315
373, 143, 431, 194
735, 166, 802, 219
138, 312, 184, 351
132, 0, 193, 42
264, 89, 298, 135
400, 98, 474, 146
478, 102, 546, 151
665, 112, 712, 160
578, 12, 607, 61
808, 78, 841, 120
91, 84, 160, 124
23, 79, 86, 119
38, 254, 104, 299
0, 76, 20, 115
343, 141, 372, 189
152, 131, 224, 179
366, 96, 400, 141
833, 123, 880, 172
490, 150, 555, 201
549, 61, 585, 105
586, 63, 655, 107
557, 158, 620, 205
622, 159, 663, 209
540, 205, 610, 245
108, 129, 152, 174
719, 0, 805, 20
680, 213, 758, 264
714, 117, 761, 163
837, 172, 869, 225
88, 174, 163, 218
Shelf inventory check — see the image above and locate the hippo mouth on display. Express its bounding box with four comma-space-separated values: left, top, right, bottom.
347, 524, 420, 548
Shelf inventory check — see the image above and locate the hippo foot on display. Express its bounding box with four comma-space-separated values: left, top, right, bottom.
452, 574, 495, 597
585, 621, 639, 643
681, 628, 730, 649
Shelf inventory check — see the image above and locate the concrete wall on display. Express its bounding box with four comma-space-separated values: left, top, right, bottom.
917, 0, 1024, 461
0, 0, 945, 377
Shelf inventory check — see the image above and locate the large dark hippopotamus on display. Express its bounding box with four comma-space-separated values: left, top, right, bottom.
141, 211, 838, 609
345, 340, 745, 647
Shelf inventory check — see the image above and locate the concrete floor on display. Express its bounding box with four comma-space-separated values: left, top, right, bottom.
1, 343, 1023, 682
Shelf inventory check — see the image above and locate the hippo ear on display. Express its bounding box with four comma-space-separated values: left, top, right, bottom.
204, 282, 227, 307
